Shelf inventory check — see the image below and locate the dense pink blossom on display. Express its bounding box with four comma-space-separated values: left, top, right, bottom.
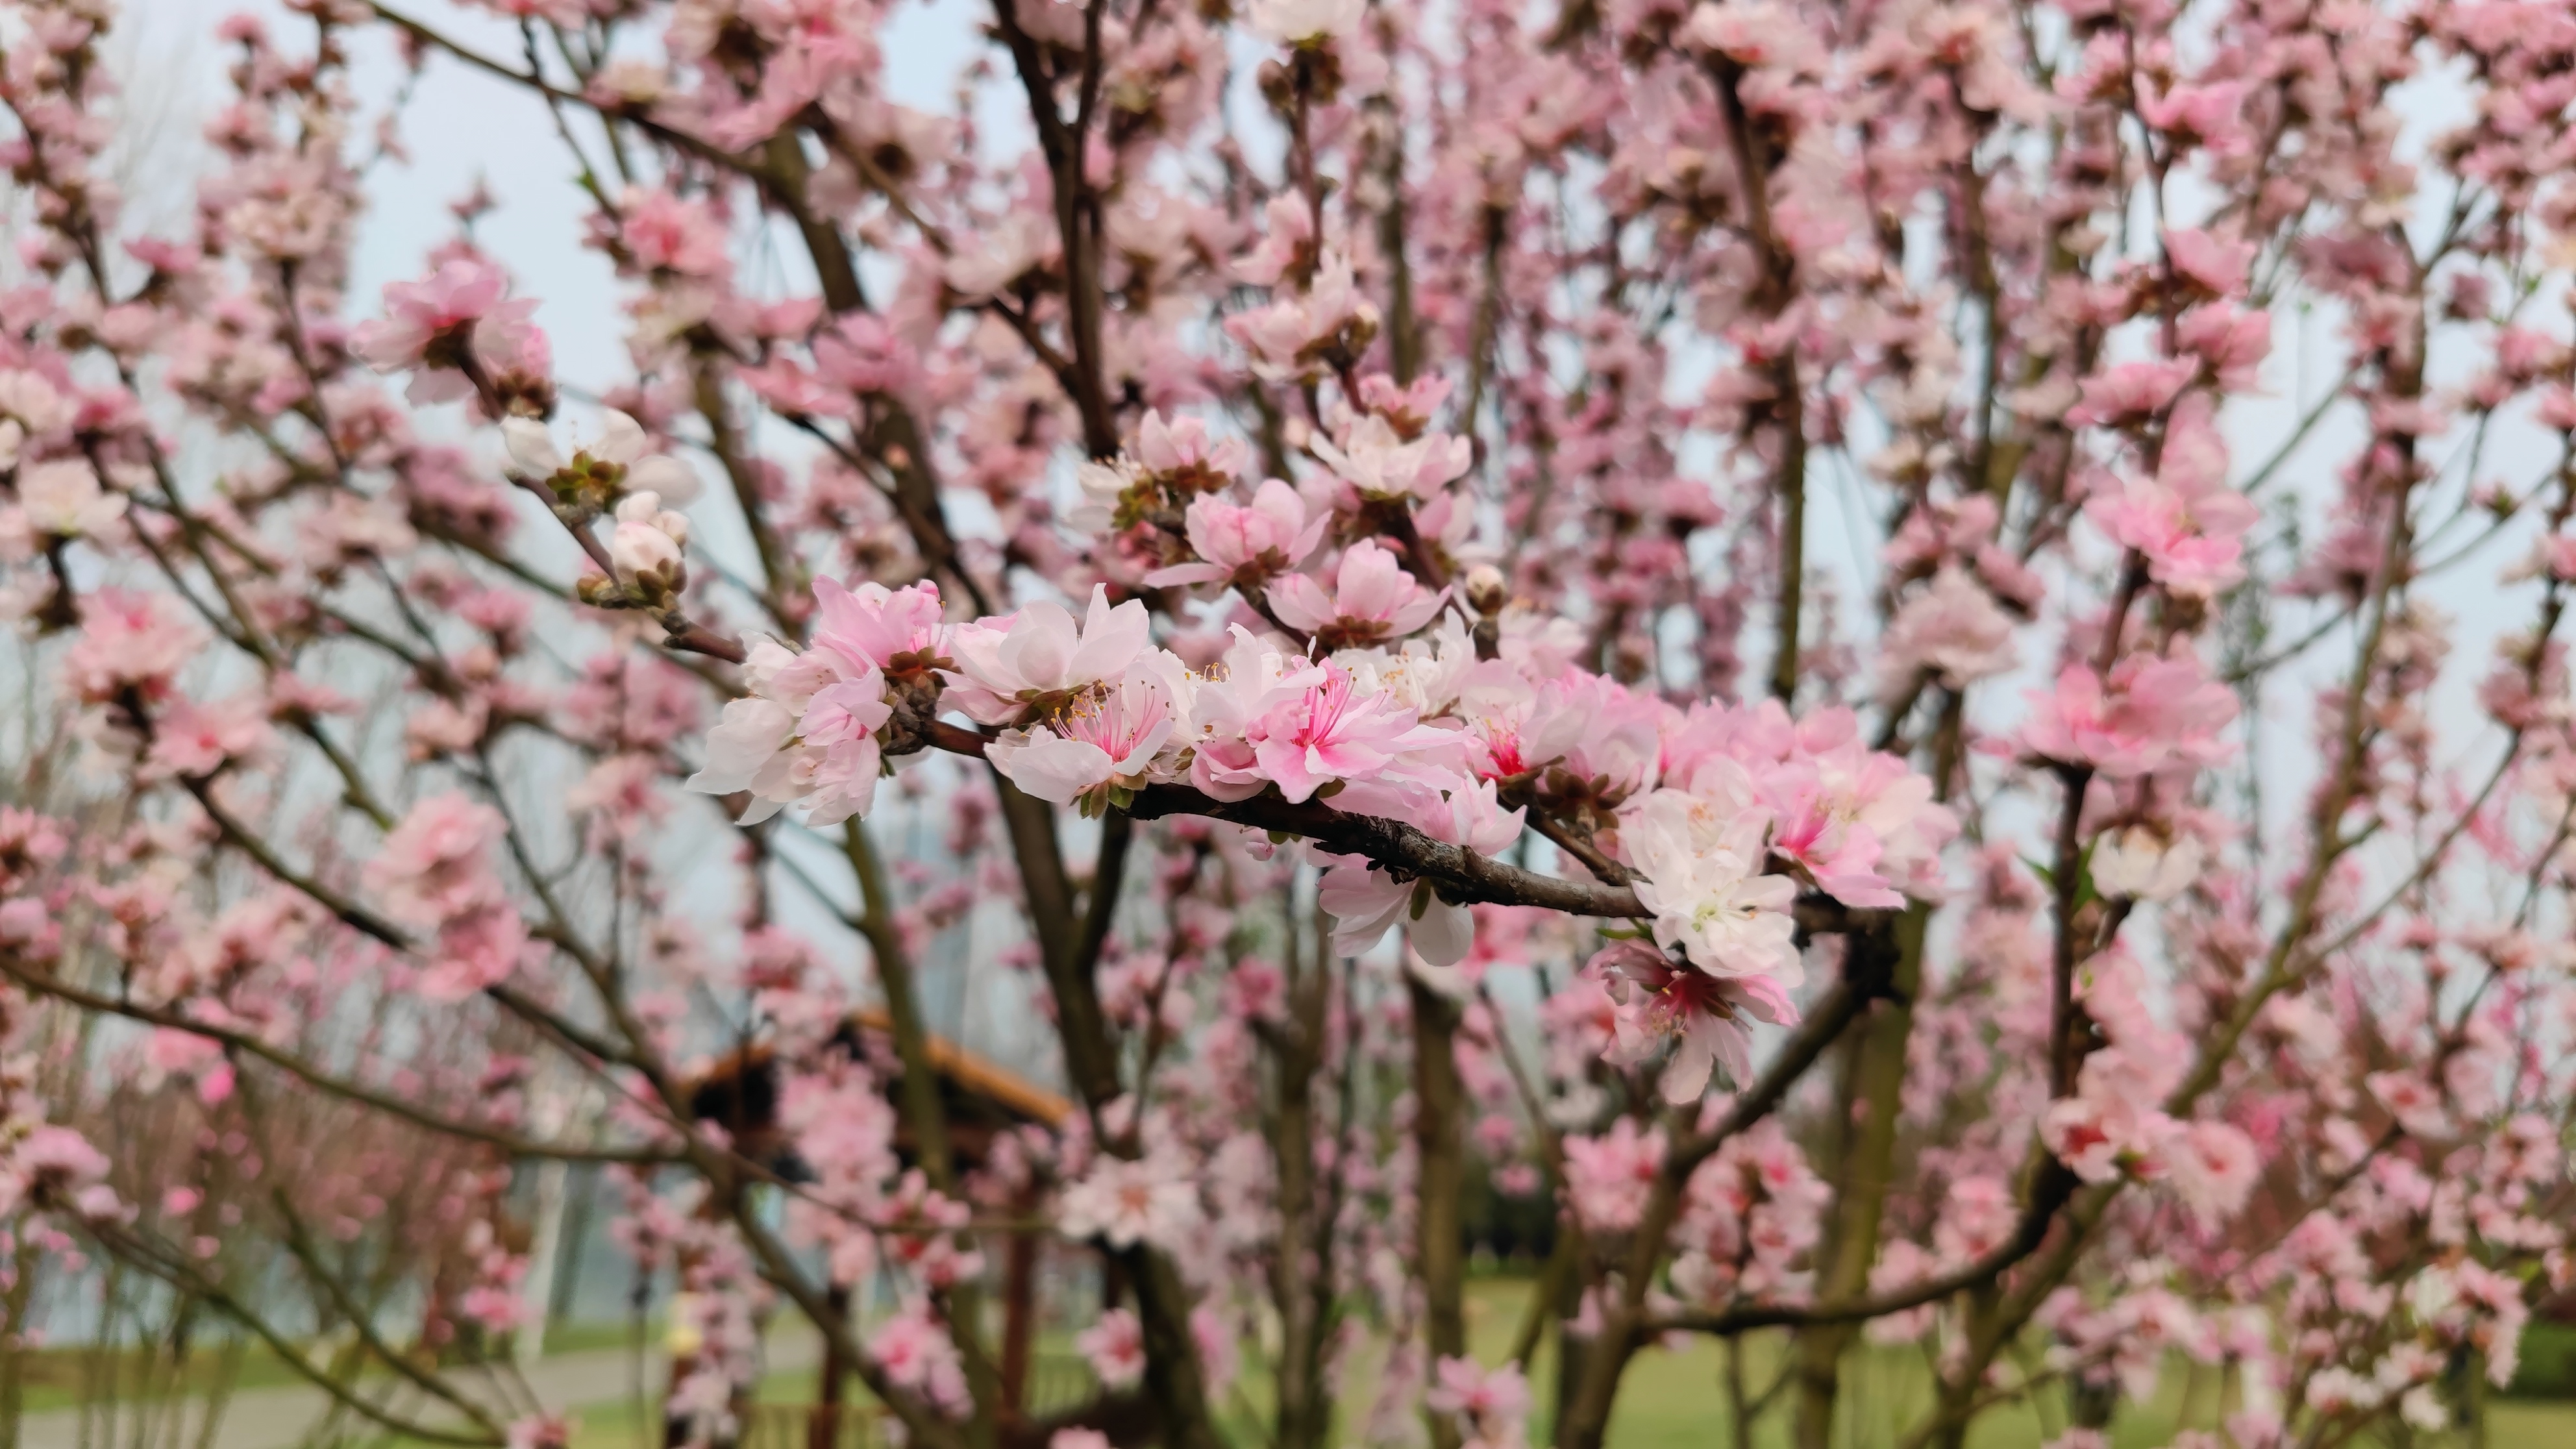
5, 4, 2568, 1449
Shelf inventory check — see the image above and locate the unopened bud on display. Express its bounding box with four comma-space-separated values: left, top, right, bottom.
1463, 562, 1508, 616
612, 518, 687, 600
575, 571, 621, 606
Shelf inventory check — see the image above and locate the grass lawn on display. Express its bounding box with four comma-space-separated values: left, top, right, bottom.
547, 1280, 2576, 1449
21, 1283, 2576, 1448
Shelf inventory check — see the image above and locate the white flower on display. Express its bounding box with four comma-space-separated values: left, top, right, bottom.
17, 460, 126, 538
1067, 456, 1143, 534
1057, 1156, 1201, 1250
504, 410, 702, 504
2089, 826, 2203, 902
1247, 0, 1363, 42
502, 417, 566, 477
942, 213, 1057, 299
687, 697, 798, 797
1622, 790, 1800, 979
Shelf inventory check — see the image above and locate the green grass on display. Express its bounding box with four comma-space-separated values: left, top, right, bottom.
29, 1287, 2576, 1449
2, 1322, 654, 1417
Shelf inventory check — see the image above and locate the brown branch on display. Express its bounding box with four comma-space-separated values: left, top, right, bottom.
0, 959, 675, 1165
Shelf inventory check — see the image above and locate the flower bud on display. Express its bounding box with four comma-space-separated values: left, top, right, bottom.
612, 518, 686, 599
1463, 562, 1508, 617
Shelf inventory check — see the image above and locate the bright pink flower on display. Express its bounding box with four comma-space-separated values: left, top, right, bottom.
1245, 660, 1446, 804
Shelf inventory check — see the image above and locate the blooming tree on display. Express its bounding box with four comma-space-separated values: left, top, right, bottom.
1, 0, 2573, 1447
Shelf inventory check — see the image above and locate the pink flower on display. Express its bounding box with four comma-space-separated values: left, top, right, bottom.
2040, 1049, 2181, 1185
1245, 660, 1447, 804
2088, 399, 2259, 597
1226, 253, 1378, 379
943, 585, 1152, 726
2367, 1069, 2448, 1138
1561, 1118, 1664, 1232
1426, 1357, 1531, 1449
351, 258, 544, 405
869, 1302, 970, 1417
1, 1124, 110, 1217
142, 695, 274, 781
1594, 939, 1799, 1102
1266, 539, 1447, 647
365, 793, 510, 928
811, 578, 949, 675
1876, 566, 2017, 700
425, 897, 525, 1000
1135, 410, 1252, 484
1317, 775, 1524, 966
2139, 81, 2250, 155
987, 660, 1183, 811
1074, 1309, 1146, 1391
2162, 1120, 2260, 1231
795, 670, 897, 826
64, 589, 203, 703
1143, 478, 1327, 589
1057, 1154, 1201, 1250
1309, 414, 1472, 503
2068, 360, 2194, 429
2163, 227, 2253, 298
1470, 673, 1663, 805
2020, 654, 2236, 778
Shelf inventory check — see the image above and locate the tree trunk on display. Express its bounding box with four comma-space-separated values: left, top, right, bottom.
1790, 908, 1926, 1449
1410, 975, 1467, 1449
